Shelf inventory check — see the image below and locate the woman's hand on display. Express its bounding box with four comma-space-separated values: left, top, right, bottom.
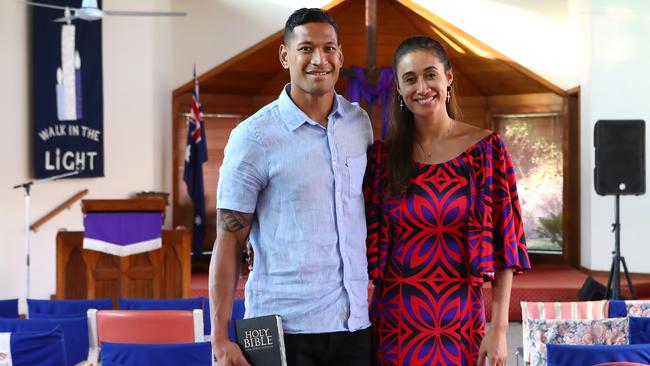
477, 325, 508, 366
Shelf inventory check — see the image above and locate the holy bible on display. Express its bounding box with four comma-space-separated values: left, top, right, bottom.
235, 315, 287, 366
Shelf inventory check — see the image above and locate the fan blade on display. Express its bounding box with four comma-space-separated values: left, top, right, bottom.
21, 0, 71, 10
103, 10, 186, 17
53, 15, 80, 22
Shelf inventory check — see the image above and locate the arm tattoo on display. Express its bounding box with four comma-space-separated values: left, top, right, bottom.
217, 209, 252, 232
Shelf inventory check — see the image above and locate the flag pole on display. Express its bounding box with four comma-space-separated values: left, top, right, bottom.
184, 63, 208, 261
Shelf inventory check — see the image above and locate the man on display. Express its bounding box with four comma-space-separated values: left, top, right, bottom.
209, 8, 373, 366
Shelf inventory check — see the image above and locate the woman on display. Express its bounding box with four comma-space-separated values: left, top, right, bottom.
364, 36, 531, 366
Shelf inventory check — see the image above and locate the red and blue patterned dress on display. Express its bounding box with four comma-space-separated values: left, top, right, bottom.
364, 132, 531, 366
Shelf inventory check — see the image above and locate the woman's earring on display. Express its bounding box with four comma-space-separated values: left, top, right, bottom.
399, 95, 404, 109
446, 85, 452, 104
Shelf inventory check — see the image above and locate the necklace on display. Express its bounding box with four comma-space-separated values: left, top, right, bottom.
416, 120, 454, 159
416, 141, 431, 158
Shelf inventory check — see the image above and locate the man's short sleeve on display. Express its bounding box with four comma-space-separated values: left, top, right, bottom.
216, 123, 267, 213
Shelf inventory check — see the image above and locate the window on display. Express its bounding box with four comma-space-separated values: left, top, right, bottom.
494, 113, 563, 253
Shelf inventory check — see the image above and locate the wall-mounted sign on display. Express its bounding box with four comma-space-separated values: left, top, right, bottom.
32, 0, 104, 178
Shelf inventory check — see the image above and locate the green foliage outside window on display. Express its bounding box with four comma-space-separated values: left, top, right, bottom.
498, 117, 563, 252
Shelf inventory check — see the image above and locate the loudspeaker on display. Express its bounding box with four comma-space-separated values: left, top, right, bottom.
594, 120, 645, 195
578, 276, 608, 301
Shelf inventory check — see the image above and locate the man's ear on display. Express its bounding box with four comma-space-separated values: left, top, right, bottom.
279, 44, 289, 69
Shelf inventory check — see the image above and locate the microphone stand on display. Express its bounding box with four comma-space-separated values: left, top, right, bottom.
13, 170, 80, 302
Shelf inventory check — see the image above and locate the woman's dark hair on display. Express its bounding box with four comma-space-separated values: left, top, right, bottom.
284, 8, 339, 45
386, 36, 461, 196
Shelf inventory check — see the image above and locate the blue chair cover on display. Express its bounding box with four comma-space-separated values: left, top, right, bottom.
0, 318, 55, 333
608, 299, 627, 317
119, 297, 202, 311
27, 311, 88, 319
0, 299, 19, 318
630, 316, 650, 344
27, 298, 112, 317
547, 343, 650, 366
200, 297, 244, 340
7, 327, 68, 366
201, 297, 211, 336
0, 316, 88, 366
101, 341, 212, 366
230, 299, 245, 341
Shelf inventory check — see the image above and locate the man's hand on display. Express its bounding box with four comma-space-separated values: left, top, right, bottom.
213, 338, 251, 366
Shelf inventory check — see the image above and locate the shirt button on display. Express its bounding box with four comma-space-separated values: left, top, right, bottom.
336, 191, 341, 195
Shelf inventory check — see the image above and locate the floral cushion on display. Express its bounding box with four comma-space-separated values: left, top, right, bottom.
526, 317, 629, 366
520, 300, 609, 362
609, 300, 650, 318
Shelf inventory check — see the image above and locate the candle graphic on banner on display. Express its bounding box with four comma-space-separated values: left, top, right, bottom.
56, 67, 67, 120
75, 51, 83, 119
55, 24, 82, 121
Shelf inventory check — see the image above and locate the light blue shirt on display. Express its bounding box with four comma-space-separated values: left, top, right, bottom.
217, 85, 372, 333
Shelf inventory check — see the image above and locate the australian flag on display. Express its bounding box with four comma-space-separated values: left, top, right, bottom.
183, 68, 208, 258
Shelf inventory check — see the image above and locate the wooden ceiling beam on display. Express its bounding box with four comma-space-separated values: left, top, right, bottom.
172, 29, 284, 98
173, 0, 350, 97
175, 0, 567, 99
392, 3, 486, 96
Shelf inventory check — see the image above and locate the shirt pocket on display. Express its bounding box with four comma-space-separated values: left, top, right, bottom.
346, 152, 367, 197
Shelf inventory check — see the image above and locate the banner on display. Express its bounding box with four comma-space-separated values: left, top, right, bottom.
83, 212, 163, 256
32, 0, 104, 178
344, 66, 394, 139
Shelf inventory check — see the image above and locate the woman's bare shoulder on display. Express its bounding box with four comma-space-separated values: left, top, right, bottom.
454, 120, 492, 143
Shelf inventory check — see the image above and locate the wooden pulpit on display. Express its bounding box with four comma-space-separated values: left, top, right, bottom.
55, 198, 191, 306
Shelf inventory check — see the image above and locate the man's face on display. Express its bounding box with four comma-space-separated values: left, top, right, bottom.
279, 22, 343, 98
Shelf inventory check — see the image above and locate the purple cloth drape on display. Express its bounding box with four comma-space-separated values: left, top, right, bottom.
345, 66, 394, 139
83, 212, 163, 256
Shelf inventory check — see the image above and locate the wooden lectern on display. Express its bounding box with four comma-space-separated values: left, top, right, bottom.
55, 198, 191, 307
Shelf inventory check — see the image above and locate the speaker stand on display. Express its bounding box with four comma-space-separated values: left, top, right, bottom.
605, 195, 637, 300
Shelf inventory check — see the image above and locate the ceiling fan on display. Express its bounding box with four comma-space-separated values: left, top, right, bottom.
23, 0, 186, 22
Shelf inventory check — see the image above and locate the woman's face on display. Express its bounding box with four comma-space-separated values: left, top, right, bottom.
395, 50, 453, 120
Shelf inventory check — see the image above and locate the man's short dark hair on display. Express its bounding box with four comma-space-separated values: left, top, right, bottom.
283, 8, 339, 45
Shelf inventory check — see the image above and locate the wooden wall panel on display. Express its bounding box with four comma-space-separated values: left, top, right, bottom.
487, 93, 564, 115
459, 96, 489, 129
173, 94, 254, 253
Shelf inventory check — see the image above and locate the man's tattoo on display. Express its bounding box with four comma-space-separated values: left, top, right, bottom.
217, 209, 252, 232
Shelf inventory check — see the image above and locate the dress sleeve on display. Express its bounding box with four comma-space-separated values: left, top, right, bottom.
363, 141, 390, 283
491, 135, 531, 274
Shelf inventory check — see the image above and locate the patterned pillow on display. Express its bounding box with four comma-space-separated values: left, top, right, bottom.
526, 317, 629, 366
521, 301, 609, 363
609, 300, 650, 318
630, 316, 650, 344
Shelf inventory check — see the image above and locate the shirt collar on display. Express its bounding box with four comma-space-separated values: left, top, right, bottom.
278, 84, 346, 131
